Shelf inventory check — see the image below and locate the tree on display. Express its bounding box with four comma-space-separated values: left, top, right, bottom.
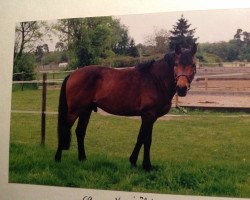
127, 39, 139, 57
232, 29, 250, 61
13, 54, 36, 81
54, 17, 133, 69
14, 21, 49, 80
54, 18, 108, 67
55, 42, 66, 51
234, 29, 243, 41
111, 22, 130, 55
35, 44, 49, 63
145, 28, 170, 54
14, 21, 50, 60
169, 15, 198, 50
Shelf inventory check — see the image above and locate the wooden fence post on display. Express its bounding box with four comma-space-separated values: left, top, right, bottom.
205, 76, 208, 91
41, 73, 47, 145
175, 94, 179, 107
21, 71, 24, 91
36, 66, 39, 89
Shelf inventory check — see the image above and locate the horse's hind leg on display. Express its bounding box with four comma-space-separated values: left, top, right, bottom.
76, 110, 92, 161
55, 113, 78, 162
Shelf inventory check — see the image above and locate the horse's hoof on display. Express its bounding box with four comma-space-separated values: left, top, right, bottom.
130, 162, 137, 168
79, 156, 87, 162
143, 163, 152, 172
55, 155, 61, 162
55, 153, 61, 162
129, 157, 137, 167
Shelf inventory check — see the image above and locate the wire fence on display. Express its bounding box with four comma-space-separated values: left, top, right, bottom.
12, 66, 250, 93
12, 70, 73, 91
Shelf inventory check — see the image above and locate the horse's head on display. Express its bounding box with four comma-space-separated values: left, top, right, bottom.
174, 43, 197, 97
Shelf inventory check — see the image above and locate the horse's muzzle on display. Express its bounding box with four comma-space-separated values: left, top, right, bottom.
176, 85, 188, 97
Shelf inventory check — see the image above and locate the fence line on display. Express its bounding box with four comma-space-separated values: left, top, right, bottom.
12, 70, 74, 76
13, 80, 64, 84
11, 110, 58, 115
199, 61, 250, 67
12, 69, 250, 144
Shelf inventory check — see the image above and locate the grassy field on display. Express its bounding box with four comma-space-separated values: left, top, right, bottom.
9, 89, 250, 197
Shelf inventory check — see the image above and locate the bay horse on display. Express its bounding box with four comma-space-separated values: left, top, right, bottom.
55, 44, 197, 171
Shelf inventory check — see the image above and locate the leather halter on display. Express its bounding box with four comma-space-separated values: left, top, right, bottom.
175, 64, 196, 83
175, 74, 191, 83
174, 67, 196, 91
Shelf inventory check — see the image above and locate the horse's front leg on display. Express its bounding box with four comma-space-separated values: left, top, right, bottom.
129, 126, 143, 166
141, 117, 155, 171
130, 115, 156, 171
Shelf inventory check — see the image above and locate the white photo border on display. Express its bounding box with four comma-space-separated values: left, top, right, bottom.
1, 1, 250, 200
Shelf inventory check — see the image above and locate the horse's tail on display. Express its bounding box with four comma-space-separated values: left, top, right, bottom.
57, 75, 71, 150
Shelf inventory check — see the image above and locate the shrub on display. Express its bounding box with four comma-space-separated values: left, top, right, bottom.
13, 54, 36, 81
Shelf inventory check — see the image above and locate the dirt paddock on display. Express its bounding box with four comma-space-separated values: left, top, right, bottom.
177, 66, 250, 108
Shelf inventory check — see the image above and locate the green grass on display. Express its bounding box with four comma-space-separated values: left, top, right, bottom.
9, 89, 250, 197
11, 89, 60, 111
12, 83, 38, 92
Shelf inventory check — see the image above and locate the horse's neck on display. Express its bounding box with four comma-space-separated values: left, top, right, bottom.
151, 59, 175, 84
149, 59, 176, 98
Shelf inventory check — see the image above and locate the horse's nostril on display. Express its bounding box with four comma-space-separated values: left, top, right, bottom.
177, 85, 187, 91
176, 86, 188, 97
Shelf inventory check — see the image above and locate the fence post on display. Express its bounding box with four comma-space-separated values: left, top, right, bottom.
36, 66, 39, 89
21, 71, 24, 91
41, 73, 47, 145
205, 76, 208, 91
175, 94, 179, 107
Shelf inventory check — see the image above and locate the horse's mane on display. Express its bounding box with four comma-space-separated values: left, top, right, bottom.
164, 52, 175, 68
136, 60, 155, 71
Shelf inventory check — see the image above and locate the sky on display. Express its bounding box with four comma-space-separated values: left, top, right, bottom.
44, 8, 250, 50
116, 8, 250, 44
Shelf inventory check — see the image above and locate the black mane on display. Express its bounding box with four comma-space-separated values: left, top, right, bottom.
164, 48, 194, 67
164, 52, 175, 68
137, 60, 155, 71
179, 49, 193, 66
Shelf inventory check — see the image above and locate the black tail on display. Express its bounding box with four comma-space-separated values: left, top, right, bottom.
57, 75, 71, 150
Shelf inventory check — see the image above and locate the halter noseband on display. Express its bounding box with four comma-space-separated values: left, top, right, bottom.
175, 66, 196, 91
174, 65, 196, 85
175, 74, 191, 83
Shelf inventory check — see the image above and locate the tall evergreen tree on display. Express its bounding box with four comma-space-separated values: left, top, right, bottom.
169, 15, 198, 50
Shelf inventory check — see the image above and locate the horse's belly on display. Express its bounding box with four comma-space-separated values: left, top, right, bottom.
95, 95, 141, 116
98, 105, 140, 116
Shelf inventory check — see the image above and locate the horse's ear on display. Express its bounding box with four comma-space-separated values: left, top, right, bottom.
191, 43, 197, 55
175, 44, 181, 55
